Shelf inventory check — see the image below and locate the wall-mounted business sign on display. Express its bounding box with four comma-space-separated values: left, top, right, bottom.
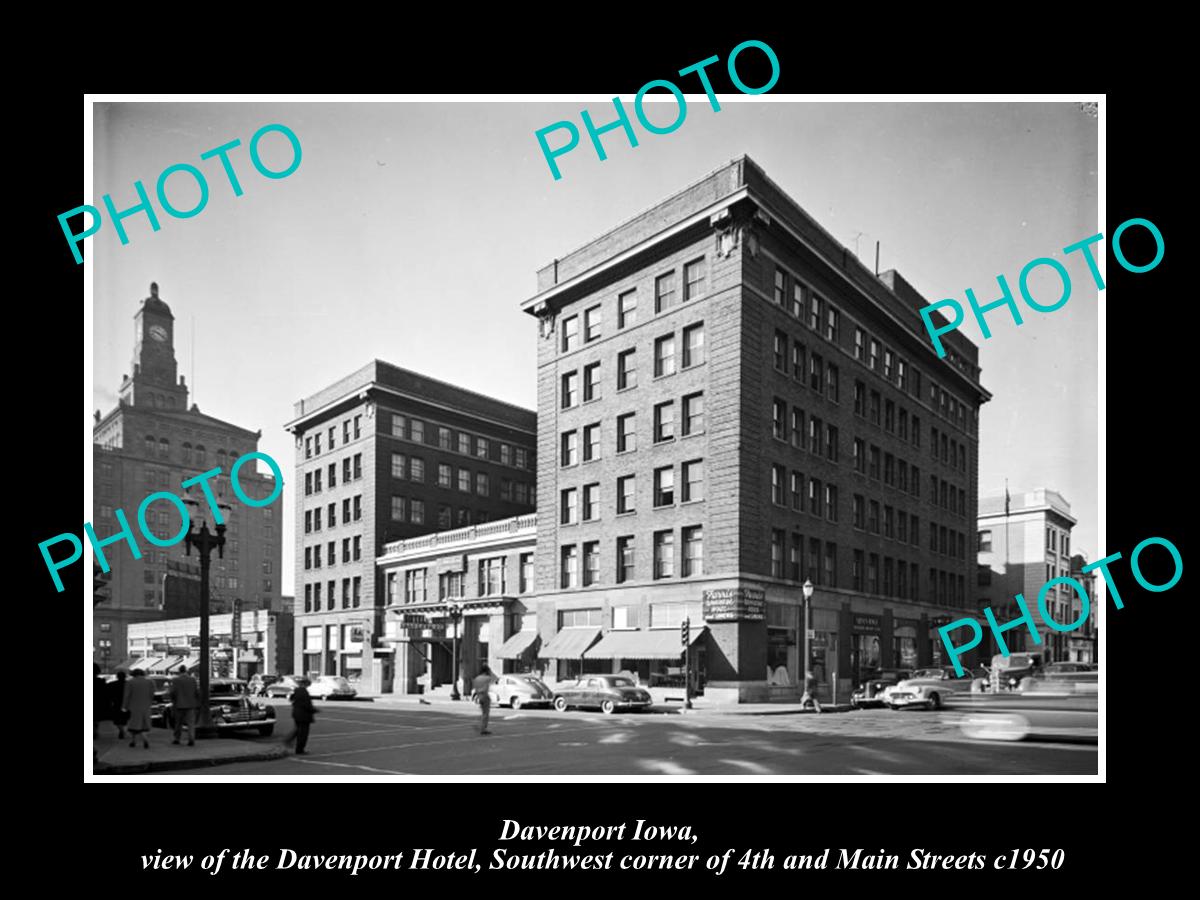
702, 588, 766, 622
852, 614, 881, 631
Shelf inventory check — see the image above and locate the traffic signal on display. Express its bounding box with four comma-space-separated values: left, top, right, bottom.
680, 617, 690, 647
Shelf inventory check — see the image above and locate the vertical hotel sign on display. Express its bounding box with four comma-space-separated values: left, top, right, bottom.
702, 588, 766, 622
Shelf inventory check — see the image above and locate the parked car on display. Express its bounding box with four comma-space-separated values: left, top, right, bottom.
552, 675, 653, 714
148, 675, 173, 726
308, 675, 357, 700
850, 669, 912, 709
885, 666, 988, 710
265, 675, 305, 699
473, 674, 555, 709
248, 674, 281, 696
160, 678, 276, 736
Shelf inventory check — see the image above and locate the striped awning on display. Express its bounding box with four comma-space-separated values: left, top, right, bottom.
539, 627, 600, 659
149, 655, 184, 673
496, 630, 540, 660
584, 627, 708, 660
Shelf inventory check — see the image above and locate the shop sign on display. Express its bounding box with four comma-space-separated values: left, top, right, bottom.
852, 614, 881, 631
152, 642, 169, 653
930, 616, 952, 628
167, 646, 190, 655
702, 588, 766, 622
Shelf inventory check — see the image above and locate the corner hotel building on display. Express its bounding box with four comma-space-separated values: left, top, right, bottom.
381, 156, 991, 703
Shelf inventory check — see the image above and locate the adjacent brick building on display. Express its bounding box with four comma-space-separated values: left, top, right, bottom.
520, 156, 992, 703
286, 361, 537, 692
93, 284, 283, 672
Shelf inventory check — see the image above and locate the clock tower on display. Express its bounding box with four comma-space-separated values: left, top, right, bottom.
118, 282, 190, 409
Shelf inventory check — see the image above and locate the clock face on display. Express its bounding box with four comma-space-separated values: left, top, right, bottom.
148, 325, 168, 342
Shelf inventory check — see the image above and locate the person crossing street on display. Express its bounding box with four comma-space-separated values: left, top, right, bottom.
471, 664, 497, 735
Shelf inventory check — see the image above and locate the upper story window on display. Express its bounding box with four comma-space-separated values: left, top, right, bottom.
562, 315, 579, 352
655, 271, 676, 313
584, 305, 602, 342
683, 258, 706, 301
618, 289, 637, 328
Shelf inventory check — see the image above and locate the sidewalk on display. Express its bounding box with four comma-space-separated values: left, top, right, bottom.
93, 732, 288, 774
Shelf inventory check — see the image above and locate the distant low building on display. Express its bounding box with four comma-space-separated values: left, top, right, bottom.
121, 608, 294, 679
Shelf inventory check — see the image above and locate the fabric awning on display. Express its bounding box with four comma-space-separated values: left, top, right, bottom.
496, 630, 540, 660
584, 627, 708, 660
110, 658, 139, 672
539, 627, 600, 659
150, 655, 183, 673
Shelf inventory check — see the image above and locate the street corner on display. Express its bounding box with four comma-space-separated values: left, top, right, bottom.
93, 733, 289, 775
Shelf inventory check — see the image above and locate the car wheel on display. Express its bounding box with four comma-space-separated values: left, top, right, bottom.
258, 724, 274, 737
510, 695, 523, 710
929, 692, 942, 711
601, 700, 616, 715
554, 696, 568, 712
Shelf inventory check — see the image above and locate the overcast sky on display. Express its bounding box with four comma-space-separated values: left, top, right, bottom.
91, 100, 1099, 596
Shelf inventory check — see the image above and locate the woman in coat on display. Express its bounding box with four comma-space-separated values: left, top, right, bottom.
122, 668, 156, 749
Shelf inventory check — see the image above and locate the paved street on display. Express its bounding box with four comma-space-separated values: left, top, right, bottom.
189, 699, 1096, 775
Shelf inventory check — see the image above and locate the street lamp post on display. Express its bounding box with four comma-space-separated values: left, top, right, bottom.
183, 498, 231, 729
448, 600, 463, 700
801, 579, 814, 707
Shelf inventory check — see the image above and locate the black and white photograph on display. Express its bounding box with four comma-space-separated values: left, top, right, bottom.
77, 95, 1117, 781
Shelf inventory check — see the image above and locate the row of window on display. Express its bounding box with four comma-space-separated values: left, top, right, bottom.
304, 415, 363, 459
388, 454, 534, 505
304, 454, 362, 495
1045, 526, 1071, 558
392, 554, 537, 604
769, 264, 842, 347
391, 413, 534, 471
303, 535, 363, 570
303, 576, 363, 612
767, 532, 839, 587
928, 425, 969, 473
561, 458, 704, 523
772, 330, 840, 402
850, 439, 967, 518
771, 465, 839, 522
771, 400, 840, 461
561, 323, 705, 410
561, 258, 707, 355
561, 525, 703, 588
560, 393, 704, 466
140, 436, 243, 467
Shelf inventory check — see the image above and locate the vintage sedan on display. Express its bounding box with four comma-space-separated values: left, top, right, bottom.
885, 666, 988, 710
265, 675, 306, 699
309, 675, 357, 700
552, 675, 653, 714
160, 678, 276, 736
475, 674, 555, 709
850, 669, 912, 709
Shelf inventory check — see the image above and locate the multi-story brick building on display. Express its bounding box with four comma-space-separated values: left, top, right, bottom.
286, 361, 537, 692
520, 156, 991, 703
93, 284, 283, 672
977, 487, 1078, 662
1068, 553, 1098, 664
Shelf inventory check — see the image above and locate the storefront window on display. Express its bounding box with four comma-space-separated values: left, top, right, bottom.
895, 625, 918, 669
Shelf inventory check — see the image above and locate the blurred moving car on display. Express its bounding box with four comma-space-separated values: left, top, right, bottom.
958, 676, 1097, 742
885, 666, 988, 710
989, 651, 1045, 691
850, 669, 912, 709
308, 675, 357, 700
473, 673, 555, 709
553, 675, 653, 714
160, 678, 276, 736
248, 674, 281, 696
265, 675, 305, 699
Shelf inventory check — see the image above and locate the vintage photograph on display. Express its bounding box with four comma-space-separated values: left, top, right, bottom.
87, 99, 1099, 776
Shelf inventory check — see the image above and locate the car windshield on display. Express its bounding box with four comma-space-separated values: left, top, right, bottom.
911, 669, 942, 679
608, 677, 635, 687
324, 677, 349, 687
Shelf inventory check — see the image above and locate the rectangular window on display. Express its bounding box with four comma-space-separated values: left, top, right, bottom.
773, 268, 787, 306
619, 289, 637, 328
560, 545, 578, 589
353, 535, 361, 561
392, 413, 407, 439
809, 353, 824, 392
475, 472, 489, 496
827, 364, 839, 403
772, 464, 786, 506
885, 400, 895, 433
853, 494, 865, 529
410, 457, 425, 482
826, 306, 840, 343
582, 541, 600, 586
617, 413, 636, 453
561, 430, 578, 466
772, 398, 787, 440
825, 484, 838, 523
328, 462, 337, 488
653, 401, 675, 442
655, 271, 677, 313
854, 380, 865, 417
853, 550, 865, 591
884, 505, 895, 539
825, 424, 839, 462
869, 391, 881, 426
654, 466, 675, 507
913, 416, 922, 448
617, 475, 636, 514
853, 438, 866, 474
854, 328, 865, 360
583, 423, 601, 461
682, 322, 705, 367
342, 538, 351, 563
437, 463, 452, 488
808, 477, 823, 517
476, 437, 489, 459
791, 280, 805, 319
790, 533, 803, 580
583, 362, 601, 401
808, 293, 823, 331
458, 468, 471, 493
899, 409, 909, 441
584, 304, 602, 342
884, 452, 895, 486
770, 530, 785, 578
824, 542, 837, 588
682, 392, 704, 435
616, 536, 635, 583
808, 416, 822, 454
869, 338, 880, 371
562, 315, 579, 352
519, 554, 534, 593
884, 349, 894, 380
583, 483, 600, 521
774, 330, 787, 372
791, 340, 806, 381
791, 470, 804, 512
411, 420, 424, 444
411, 499, 424, 524
653, 530, 675, 578
391, 452, 407, 480
979, 530, 993, 552
617, 349, 637, 390
683, 258, 706, 300
681, 459, 703, 502
391, 495, 406, 522
561, 371, 578, 408
654, 334, 676, 377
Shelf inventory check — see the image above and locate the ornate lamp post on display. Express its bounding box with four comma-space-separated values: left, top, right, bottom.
801, 579, 814, 706
447, 600, 464, 700
183, 496, 232, 728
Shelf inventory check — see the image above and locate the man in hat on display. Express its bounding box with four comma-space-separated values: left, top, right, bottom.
169, 664, 200, 746
285, 677, 317, 755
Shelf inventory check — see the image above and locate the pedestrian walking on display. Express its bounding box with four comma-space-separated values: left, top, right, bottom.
122, 669, 156, 749
471, 664, 497, 735
107, 670, 130, 739
800, 670, 823, 714
93, 663, 110, 742
284, 677, 317, 755
169, 665, 200, 746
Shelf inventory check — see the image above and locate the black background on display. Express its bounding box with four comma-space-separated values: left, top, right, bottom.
27, 25, 1180, 887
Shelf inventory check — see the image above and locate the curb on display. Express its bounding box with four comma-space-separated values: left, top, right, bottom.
94, 745, 289, 775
